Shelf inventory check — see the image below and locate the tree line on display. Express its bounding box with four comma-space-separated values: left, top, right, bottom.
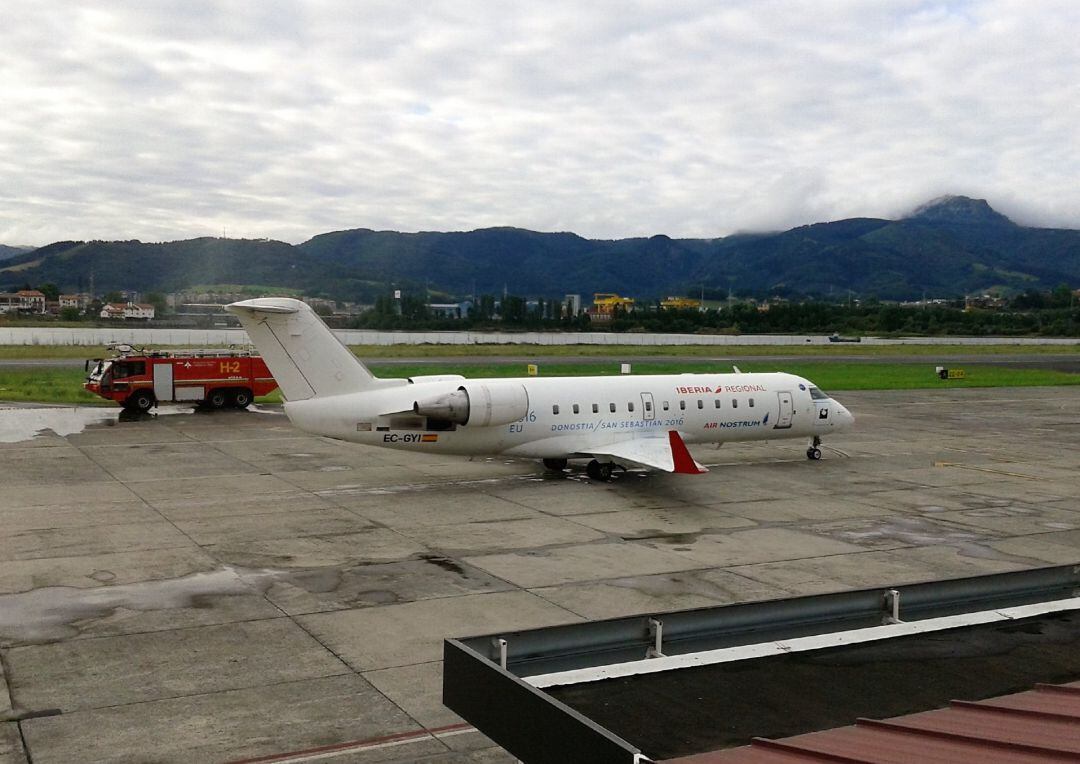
349, 286, 1078, 337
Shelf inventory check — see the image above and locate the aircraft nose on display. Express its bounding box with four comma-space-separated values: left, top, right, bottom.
836, 402, 855, 428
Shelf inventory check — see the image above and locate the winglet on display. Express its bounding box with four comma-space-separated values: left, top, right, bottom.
669, 431, 708, 474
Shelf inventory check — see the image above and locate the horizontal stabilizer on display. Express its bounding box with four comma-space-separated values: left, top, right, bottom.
587, 431, 708, 474
227, 299, 300, 315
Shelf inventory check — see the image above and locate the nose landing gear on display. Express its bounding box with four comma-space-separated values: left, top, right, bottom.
806, 436, 822, 460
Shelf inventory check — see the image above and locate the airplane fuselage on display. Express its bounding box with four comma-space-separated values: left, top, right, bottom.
225, 298, 853, 475
282, 371, 851, 460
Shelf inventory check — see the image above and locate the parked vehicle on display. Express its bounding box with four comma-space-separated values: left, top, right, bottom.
84, 344, 278, 411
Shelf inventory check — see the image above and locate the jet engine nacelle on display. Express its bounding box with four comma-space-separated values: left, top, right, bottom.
413, 382, 529, 427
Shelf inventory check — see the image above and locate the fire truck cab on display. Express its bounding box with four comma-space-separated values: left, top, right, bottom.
85, 345, 278, 412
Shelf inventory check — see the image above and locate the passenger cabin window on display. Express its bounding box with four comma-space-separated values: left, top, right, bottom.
697, 399, 704, 409
663, 401, 670, 411
714, 399, 721, 409
749, 398, 755, 407
809, 386, 830, 401
592, 403, 599, 414
552, 404, 560, 415
609, 403, 616, 413
573, 404, 580, 414
679, 400, 686, 411
645, 400, 652, 412
628, 402, 635, 413
732, 399, 738, 408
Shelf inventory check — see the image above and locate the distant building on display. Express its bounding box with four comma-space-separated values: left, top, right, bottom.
302, 297, 337, 314
564, 294, 582, 316
17, 290, 46, 313
100, 302, 155, 320
660, 296, 702, 311
59, 293, 91, 311
428, 301, 473, 319
0, 290, 47, 314
964, 294, 1006, 311
171, 303, 239, 326
588, 293, 635, 322
756, 296, 790, 312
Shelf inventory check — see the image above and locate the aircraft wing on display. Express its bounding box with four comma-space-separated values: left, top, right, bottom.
586, 431, 708, 474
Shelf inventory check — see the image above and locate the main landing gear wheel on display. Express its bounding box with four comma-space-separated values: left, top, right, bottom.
806, 435, 822, 460
542, 458, 568, 472
586, 459, 614, 481
126, 390, 154, 413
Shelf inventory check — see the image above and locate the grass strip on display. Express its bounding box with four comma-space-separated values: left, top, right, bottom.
3, 361, 1075, 407
0, 342, 1076, 361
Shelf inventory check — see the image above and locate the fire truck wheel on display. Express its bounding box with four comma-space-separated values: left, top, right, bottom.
232, 388, 253, 408
206, 389, 228, 409
127, 391, 155, 412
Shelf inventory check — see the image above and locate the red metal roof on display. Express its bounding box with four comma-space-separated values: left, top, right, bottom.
663, 680, 1080, 764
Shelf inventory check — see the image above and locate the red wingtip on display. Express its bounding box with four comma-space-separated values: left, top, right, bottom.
669, 430, 708, 474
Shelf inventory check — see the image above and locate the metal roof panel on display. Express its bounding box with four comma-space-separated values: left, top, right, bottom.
662, 680, 1080, 764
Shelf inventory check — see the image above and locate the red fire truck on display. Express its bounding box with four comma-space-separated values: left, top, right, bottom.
84, 345, 278, 412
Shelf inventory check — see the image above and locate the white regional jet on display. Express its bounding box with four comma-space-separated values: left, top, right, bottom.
226, 298, 854, 480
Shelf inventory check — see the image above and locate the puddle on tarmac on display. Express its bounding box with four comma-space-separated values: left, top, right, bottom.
0, 557, 485, 643
0, 407, 121, 443
829, 516, 1046, 566
0, 404, 278, 444
0, 566, 288, 643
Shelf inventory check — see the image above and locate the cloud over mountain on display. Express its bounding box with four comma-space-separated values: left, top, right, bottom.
2, 2, 1079, 245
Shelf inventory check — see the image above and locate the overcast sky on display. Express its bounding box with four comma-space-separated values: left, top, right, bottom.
2, 1, 1078, 246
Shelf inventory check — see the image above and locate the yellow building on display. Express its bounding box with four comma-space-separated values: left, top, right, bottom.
590, 293, 635, 320
659, 296, 701, 310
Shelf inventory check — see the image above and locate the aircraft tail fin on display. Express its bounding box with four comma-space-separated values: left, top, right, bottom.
226, 298, 381, 400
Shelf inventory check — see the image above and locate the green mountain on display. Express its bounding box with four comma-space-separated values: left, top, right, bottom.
0, 244, 33, 261
2, 197, 1077, 300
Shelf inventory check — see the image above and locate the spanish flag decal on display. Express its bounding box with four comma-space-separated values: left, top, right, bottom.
421, 434, 439, 443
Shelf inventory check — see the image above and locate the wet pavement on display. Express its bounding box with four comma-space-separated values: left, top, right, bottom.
0, 388, 1078, 762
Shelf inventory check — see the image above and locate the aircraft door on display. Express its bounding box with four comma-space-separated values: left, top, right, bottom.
640, 392, 655, 421
774, 391, 793, 429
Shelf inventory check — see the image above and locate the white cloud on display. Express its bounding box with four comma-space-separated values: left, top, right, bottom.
1, 0, 1078, 245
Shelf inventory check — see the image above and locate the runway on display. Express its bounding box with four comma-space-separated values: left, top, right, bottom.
1, 387, 1079, 762
3, 351, 1078, 373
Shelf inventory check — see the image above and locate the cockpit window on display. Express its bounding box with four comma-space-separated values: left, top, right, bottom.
111, 361, 146, 379
808, 386, 830, 401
